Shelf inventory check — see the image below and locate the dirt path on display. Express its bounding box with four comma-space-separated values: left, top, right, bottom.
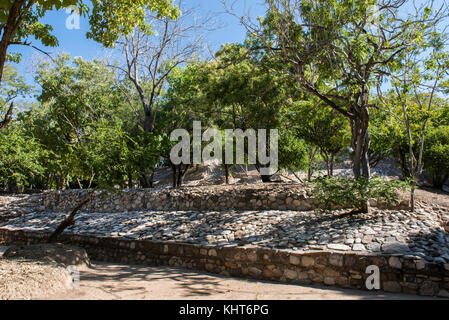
0, 246, 440, 300
43, 262, 436, 300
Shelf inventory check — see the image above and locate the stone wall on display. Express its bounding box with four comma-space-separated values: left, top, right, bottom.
37, 184, 410, 213
1, 229, 447, 298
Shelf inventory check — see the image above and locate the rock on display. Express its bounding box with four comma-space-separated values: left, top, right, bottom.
416, 261, 426, 270
437, 289, 449, 298
352, 244, 366, 251
382, 242, 410, 254
324, 277, 336, 285
362, 235, 375, 244
388, 257, 402, 269
248, 267, 262, 277
383, 281, 402, 293
301, 256, 315, 267
419, 281, 437, 296
327, 244, 351, 251
289, 255, 300, 265
366, 243, 381, 252
364, 229, 377, 235
329, 254, 344, 267
247, 252, 258, 262
434, 257, 446, 264
284, 269, 298, 280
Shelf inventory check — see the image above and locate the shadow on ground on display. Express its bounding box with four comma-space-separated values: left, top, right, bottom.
51, 262, 439, 300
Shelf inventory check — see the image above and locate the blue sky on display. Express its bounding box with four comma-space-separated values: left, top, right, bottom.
11, 0, 267, 88
10, 0, 449, 96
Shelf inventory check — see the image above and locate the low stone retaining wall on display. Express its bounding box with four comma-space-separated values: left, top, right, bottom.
1, 229, 447, 298
37, 184, 409, 213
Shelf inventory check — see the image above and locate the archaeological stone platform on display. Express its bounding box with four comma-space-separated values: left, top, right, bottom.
0, 184, 448, 298
34, 184, 411, 213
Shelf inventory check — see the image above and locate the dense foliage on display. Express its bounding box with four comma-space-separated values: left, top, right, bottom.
312, 176, 411, 211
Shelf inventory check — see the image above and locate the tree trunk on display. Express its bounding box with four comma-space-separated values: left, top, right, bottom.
139, 169, 155, 189
397, 148, 411, 179
323, 152, 331, 177
307, 147, 317, 182
178, 164, 190, 187
350, 105, 371, 213
148, 171, 154, 188
143, 111, 155, 133
126, 169, 133, 189
330, 153, 335, 177
171, 164, 191, 188
0, 102, 14, 131
47, 193, 93, 243
0, 1, 26, 86
224, 164, 230, 184
255, 162, 273, 183
410, 182, 416, 212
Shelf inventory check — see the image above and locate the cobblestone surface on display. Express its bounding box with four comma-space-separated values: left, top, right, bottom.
1, 208, 448, 264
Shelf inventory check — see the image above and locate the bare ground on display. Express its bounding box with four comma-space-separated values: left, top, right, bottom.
0, 257, 69, 300
42, 262, 438, 300
0, 246, 443, 300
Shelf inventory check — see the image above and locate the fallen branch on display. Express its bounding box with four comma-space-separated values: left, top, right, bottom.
47, 192, 93, 243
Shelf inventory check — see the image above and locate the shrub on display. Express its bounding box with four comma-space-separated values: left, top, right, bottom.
423, 126, 449, 189
312, 176, 410, 211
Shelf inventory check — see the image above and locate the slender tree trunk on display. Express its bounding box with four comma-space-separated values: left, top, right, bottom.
88, 173, 95, 189
410, 181, 416, 212
307, 148, 316, 182
322, 152, 330, 177
330, 154, 335, 177
178, 164, 190, 187
148, 171, 154, 188
397, 148, 411, 179
224, 164, 230, 184
172, 164, 177, 188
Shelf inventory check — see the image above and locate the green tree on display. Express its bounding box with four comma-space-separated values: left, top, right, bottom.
0, 64, 31, 130
0, 121, 45, 192
0, 0, 178, 128
30, 55, 135, 189
423, 126, 449, 189
288, 101, 350, 177
249, 0, 447, 211
207, 43, 290, 182
379, 29, 449, 210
